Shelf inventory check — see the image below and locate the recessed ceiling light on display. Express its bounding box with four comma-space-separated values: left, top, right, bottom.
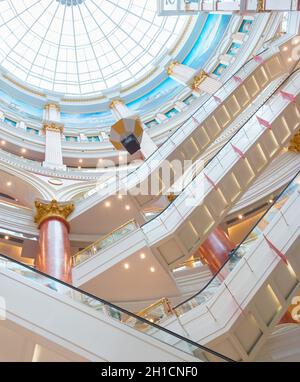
283, 46, 288, 51
140, 253, 146, 260
125, 205, 130, 210
4, 235, 9, 240
78, 166, 81, 169
118, 194, 123, 200
288, 57, 292, 62
124, 263, 129, 270
79, 159, 83, 163
1, 140, 5, 146
6, 181, 12, 187
105, 201, 111, 207
238, 214, 243, 220
150, 267, 155, 273
269, 199, 274, 204
21, 148, 26, 154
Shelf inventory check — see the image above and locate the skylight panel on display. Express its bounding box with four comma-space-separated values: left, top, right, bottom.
0, 0, 190, 95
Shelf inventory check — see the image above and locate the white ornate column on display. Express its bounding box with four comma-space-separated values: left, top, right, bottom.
166, 62, 222, 95
42, 104, 66, 171
109, 99, 157, 159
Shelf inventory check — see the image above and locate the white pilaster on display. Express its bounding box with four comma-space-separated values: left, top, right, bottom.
42, 104, 66, 171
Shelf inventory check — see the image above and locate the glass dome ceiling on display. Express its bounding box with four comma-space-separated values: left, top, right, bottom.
0, 0, 189, 96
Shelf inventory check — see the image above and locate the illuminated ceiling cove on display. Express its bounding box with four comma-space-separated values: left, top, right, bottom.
0, 0, 190, 96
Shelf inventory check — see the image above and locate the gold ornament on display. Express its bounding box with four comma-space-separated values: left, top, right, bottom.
42, 122, 64, 134
191, 70, 208, 90
34, 199, 74, 229
257, 0, 266, 12
166, 61, 179, 76
289, 130, 300, 153
109, 99, 125, 109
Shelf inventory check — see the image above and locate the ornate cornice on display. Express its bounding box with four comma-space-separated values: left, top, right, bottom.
34, 199, 75, 229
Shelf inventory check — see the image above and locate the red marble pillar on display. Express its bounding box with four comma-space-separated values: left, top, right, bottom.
35, 200, 74, 284
199, 227, 236, 275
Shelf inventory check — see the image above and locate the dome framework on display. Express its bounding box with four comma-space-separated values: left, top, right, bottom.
0, 0, 188, 96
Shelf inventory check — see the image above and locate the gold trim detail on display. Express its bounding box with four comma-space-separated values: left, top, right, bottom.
257, 0, 266, 12
191, 70, 208, 90
42, 122, 64, 134
289, 130, 300, 153
166, 60, 179, 76
72, 219, 137, 264
136, 298, 173, 320
34, 199, 74, 228
167, 193, 177, 203
109, 99, 125, 109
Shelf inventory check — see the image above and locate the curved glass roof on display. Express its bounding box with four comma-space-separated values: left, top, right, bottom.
0, 0, 189, 96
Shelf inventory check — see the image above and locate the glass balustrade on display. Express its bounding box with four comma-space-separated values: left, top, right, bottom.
172, 172, 300, 316
0, 253, 233, 362
72, 219, 139, 266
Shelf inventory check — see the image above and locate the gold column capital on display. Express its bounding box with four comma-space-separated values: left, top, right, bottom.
44, 103, 61, 112
109, 99, 125, 109
42, 122, 64, 134
257, 0, 266, 12
34, 199, 75, 229
191, 69, 208, 90
289, 130, 300, 153
166, 60, 180, 76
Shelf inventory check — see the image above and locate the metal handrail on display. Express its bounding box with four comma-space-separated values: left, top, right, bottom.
72, 218, 138, 266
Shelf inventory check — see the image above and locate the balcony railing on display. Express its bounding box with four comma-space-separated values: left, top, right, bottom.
72, 219, 139, 266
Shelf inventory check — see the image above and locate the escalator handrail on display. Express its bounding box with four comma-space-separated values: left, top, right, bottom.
80, 47, 270, 201
0, 249, 234, 362
174, 169, 300, 310
141, 65, 300, 228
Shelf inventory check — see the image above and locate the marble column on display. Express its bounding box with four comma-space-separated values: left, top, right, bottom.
34, 199, 74, 283
198, 227, 236, 276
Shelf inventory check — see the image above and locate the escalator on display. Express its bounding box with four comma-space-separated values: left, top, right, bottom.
71, 33, 294, 223
137, 172, 300, 361
72, 65, 300, 289
0, 250, 233, 362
